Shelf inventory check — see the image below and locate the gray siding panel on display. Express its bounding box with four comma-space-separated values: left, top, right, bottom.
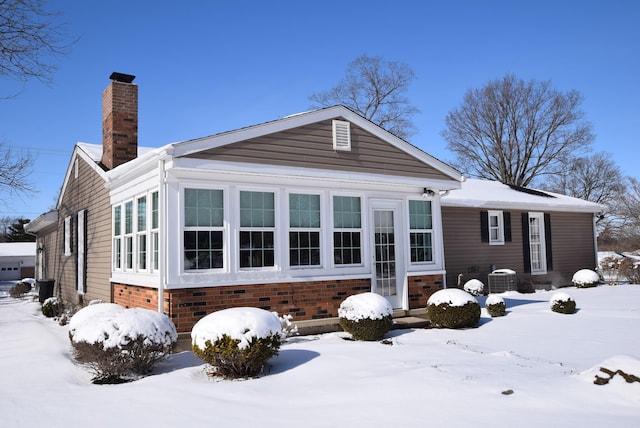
184, 120, 452, 180
442, 207, 597, 290
54, 155, 111, 305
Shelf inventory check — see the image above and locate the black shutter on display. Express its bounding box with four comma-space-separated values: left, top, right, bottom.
480, 211, 489, 242
521, 213, 531, 273
504, 212, 512, 242
544, 213, 553, 271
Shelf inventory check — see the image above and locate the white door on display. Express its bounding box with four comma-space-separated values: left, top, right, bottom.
371, 201, 405, 309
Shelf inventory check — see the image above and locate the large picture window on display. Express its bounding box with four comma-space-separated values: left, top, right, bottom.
240, 191, 275, 268
333, 195, 362, 265
289, 193, 321, 267
184, 188, 224, 270
409, 200, 433, 263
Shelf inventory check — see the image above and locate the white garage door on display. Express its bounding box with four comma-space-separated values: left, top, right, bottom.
0, 263, 21, 280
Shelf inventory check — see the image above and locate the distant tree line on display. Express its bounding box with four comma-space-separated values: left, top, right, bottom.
312, 59, 640, 252
0, 216, 35, 242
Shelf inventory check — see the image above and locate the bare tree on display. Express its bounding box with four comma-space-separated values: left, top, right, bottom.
0, 140, 34, 198
443, 74, 594, 187
542, 152, 624, 205
309, 54, 420, 140
0, 0, 72, 87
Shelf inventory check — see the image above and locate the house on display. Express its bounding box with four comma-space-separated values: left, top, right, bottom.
0, 242, 36, 280
440, 179, 604, 292
26, 73, 464, 332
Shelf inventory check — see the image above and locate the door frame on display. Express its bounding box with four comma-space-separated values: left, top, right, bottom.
369, 199, 407, 309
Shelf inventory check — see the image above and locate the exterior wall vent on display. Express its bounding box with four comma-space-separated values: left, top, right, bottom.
332, 120, 351, 151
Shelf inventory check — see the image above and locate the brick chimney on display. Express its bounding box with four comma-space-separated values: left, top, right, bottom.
101, 72, 138, 170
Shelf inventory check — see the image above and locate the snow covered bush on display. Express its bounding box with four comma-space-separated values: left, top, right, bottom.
485, 294, 506, 317
550, 292, 576, 314
572, 269, 600, 288
427, 289, 481, 329
619, 258, 640, 285
463, 279, 485, 296
69, 303, 177, 384
191, 307, 283, 379
9, 281, 32, 298
338, 292, 394, 341
41, 296, 63, 318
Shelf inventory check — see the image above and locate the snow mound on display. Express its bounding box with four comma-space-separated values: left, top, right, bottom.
21, 278, 36, 285
492, 268, 516, 275
191, 307, 282, 350
69, 303, 177, 349
486, 294, 505, 305
463, 279, 484, 296
428, 288, 478, 307
572, 269, 600, 285
338, 292, 393, 321
550, 291, 573, 305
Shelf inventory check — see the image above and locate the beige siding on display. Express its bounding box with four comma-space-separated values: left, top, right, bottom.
54, 155, 111, 305
184, 119, 451, 180
442, 207, 597, 290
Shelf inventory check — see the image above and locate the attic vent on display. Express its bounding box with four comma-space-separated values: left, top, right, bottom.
332, 120, 351, 151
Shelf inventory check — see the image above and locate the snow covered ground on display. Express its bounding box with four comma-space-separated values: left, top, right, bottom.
1, 285, 639, 427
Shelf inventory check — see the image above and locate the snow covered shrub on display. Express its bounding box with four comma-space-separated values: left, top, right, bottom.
69, 303, 178, 384
41, 296, 63, 318
572, 269, 600, 288
550, 292, 576, 314
338, 292, 394, 341
191, 307, 283, 379
274, 312, 298, 339
619, 258, 640, 285
9, 281, 32, 298
427, 289, 481, 329
463, 279, 485, 296
485, 294, 506, 317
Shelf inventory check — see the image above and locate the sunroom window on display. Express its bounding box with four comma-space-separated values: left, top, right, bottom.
184, 188, 224, 270
333, 195, 362, 265
239, 191, 275, 268
289, 193, 321, 267
409, 200, 433, 263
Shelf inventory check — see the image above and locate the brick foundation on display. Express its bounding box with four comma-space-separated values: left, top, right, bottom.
113, 274, 443, 333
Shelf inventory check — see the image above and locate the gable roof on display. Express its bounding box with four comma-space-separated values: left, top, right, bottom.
171, 105, 463, 182
441, 179, 604, 213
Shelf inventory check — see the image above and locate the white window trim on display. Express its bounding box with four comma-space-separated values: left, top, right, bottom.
528, 212, 547, 275
287, 191, 323, 269
76, 210, 86, 294
488, 210, 505, 245
238, 189, 278, 271
331, 193, 364, 267
64, 216, 72, 256
182, 187, 226, 272
408, 198, 435, 265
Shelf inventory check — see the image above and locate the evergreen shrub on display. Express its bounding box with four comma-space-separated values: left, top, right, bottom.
42, 296, 63, 318
485, 294, 506, 317
191, 307, 284, 379
338, 292, 394, 341
550, 292, 576, 314
427, 289, 480, 329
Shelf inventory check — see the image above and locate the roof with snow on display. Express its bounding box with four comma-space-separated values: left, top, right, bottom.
441, 179, 604, 213
0, 242, 36, 257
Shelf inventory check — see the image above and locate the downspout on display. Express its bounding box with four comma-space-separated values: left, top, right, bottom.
158, 156, 168, 313
593, 213, 601, 270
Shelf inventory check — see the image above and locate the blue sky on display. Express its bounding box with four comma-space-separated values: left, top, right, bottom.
1, 0, 638, 220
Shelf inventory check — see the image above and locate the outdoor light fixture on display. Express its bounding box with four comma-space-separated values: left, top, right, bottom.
423, 188, 435, 198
